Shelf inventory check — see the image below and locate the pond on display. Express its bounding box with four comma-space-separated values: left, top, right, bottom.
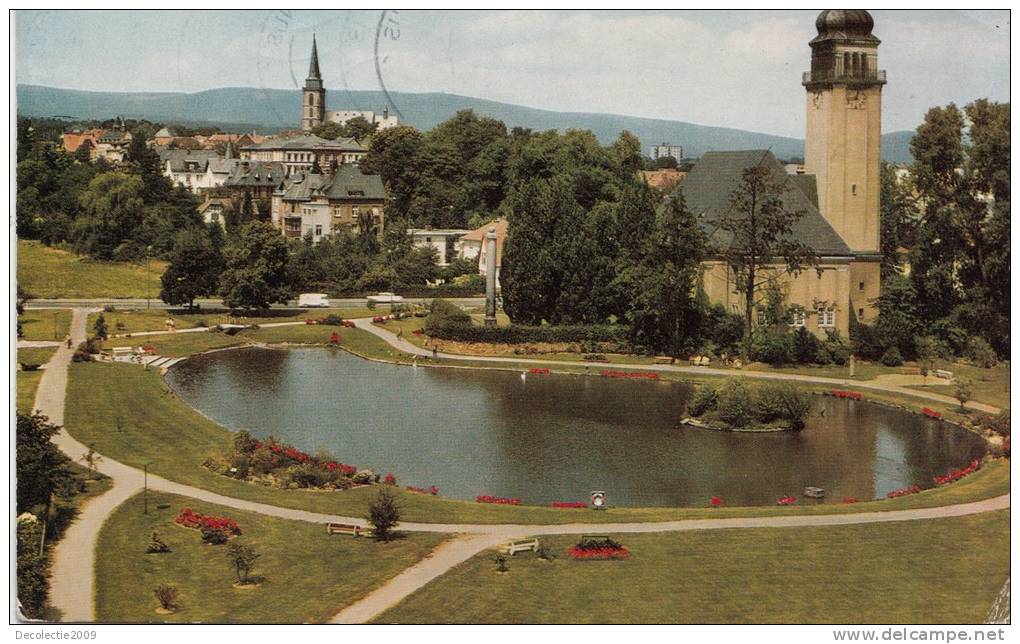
165, 347, 988, 507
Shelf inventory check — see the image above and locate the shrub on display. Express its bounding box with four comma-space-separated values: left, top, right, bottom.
687, 384, 718, 417
966, 337, 998, 368
792, 327, 822, 364
820, 329, 850, 366
880, 346, 904, 367
757, 383, 813, 430
154, 584, 179, 611
493, 554, 509, 573
954, 378, 973, 410
988, 410, 1010, 438
72, 337, 100, 362
249, 446, 279, 476
704, 304, 745, 353
146, 531, 171, 554
366, 488, 400, 541
751, 330, 793, 366
194, 319, 208, 328
287, 463, 328, 488
716, 379, 757, 427
17, 552, 48, 618
201, 527, 229, 545
850, 320, 886, 361
203, 454, 231, 476
352, 469, 375, 485
20, 363, 41, 372
227, 454, 249, 479
233, 430, 259, 454
226, 542, 261, 585
102, 304, 116, 313
320, 314, 344, 326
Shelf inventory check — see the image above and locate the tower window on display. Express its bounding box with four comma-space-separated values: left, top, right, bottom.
859, 281, 865, 291
858, 308, 865, 318
851, 184, 857, 196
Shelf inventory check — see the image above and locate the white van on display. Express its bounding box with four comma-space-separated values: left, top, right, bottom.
298, 293, 330, 308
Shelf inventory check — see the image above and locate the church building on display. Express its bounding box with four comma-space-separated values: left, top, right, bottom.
301, 36, 399, 132
692, 9, 884, 337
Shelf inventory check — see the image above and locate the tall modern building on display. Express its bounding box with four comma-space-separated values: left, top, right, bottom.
802, 9, 885, 321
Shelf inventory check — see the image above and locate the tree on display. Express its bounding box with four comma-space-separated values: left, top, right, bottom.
74, 172, 146, 259
915, 335, 939, 384
226, 542, 261, 585
344, 116, 377, 142
160, 228, 224, 310
879, 161, 917, 276
712, 160, 818, 359
954, 378, 973, 411
366, 488, 400, 541
16, 412, 75, 512
219, 222, 292, 311
310, 121, 345, 140
79, 444, 103, 480
153, 584, 179, 612
93, 313, 108, 340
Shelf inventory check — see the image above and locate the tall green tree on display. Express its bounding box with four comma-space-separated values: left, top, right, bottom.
16, 412, 75, 512
219, 222, 292, 311
712, 162, 818, 359
73, 172, 146, 259
879, 162, 917, 277
160, 228, 224, 310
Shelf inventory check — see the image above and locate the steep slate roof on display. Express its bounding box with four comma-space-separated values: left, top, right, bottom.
159, 149, 220, 172
679, 150, 851, 257
224, 161, 287, 187
242, 134, 365, 152
278, 164, 385, 202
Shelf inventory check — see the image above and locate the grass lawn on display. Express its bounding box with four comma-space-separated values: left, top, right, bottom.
92, 307, 377, 335
17, 346, 57, 366
63, 358, 1009, 525
17, 371, 44, 413
18, 309, 72, 341
909, 362, 1011, 411
17, 240, 165, 299
95, 491, 447, 623
376, 510, 1009, 624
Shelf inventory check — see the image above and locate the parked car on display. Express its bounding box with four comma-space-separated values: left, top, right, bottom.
366, 292, 404, 307
298, 293, 330, 308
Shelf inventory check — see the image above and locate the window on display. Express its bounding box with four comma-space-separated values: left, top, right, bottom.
851, 184, 857, 196
858, 308, 865, 319
757, 310, 768, 326
858, 281, 865, 291
790, 309, 805, 327
818, 306, 835, 328
314, 224, 323, 236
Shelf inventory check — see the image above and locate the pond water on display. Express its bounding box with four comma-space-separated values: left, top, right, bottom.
165, 347, 987, 507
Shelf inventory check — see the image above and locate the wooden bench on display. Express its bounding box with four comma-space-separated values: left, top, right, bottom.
503, 538, 540, 556
654, 356, 674, 365
689, 356, 711, 367
325, 522, 372, 537
934, 369, 954, 381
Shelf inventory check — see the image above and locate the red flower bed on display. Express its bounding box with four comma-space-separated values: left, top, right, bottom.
922, 407, 942, 419
568, 537, 629, 560
842, 497, 858, 504
600, 370, 659, 380
475, 495, 521, 505
342, 320, 356, 329
830, 390, 863, 400
253, 439, 357, 476
412, 329, 424, 335
529, 368, 550, 375
552, 501, 587, 508
886, 484, 921, 499
710, 496, 724, 507
776, 495, 797, 505
305, 319, 318, 325
429, 485, 439, 496
383, 473, 396, 485
175, 508, 241, 535
372, 316, 385, 323
933, 459, 981, 486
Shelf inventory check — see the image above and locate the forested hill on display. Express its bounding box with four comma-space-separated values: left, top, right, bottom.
17, 84, 915, 163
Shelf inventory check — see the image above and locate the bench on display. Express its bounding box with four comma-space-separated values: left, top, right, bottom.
901, 366, 921, 375
934, 369, 954, 381
654, 356, 674, 365
325, 522, 372, 537
503, 538, 540, 556
689, 356, 711, 367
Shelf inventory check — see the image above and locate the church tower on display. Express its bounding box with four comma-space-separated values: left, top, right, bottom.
803, 10, 885, 323
302, 36, 326, 132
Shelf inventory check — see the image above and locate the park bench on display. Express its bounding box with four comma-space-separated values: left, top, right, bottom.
934, 369, 954, 381
654, 356, 674, 365
503, 538, 540, 556
583, 354, 608, 362
689, 356, 711, 367
325, 522, 372, 538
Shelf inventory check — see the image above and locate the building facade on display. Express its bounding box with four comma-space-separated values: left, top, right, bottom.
408, 229, 469, 266
270, 164, 386, 242
240, 134, 366, 177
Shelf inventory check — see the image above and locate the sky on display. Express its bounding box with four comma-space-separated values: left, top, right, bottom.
14, 9, 1010, 137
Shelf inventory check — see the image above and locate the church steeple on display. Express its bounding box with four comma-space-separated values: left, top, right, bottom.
301, 35, 326, 131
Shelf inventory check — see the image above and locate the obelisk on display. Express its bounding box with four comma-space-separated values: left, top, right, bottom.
484, 227, 497, 327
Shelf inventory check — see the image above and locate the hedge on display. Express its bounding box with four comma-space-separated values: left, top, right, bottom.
425, 320, 627, 344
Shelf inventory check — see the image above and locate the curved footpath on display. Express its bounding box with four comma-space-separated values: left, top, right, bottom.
38, 308, 1008, 623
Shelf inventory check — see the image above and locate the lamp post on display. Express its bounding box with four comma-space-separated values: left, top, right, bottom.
142, 459, 153, 514
146, 245, 153, 309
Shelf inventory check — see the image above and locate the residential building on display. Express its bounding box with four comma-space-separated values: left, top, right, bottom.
299, 35, 398, 132
61, 128, 133, 164
459, 219, 508, 285
408, 229, 469, 266
271, 164, 386, 242
198, 196, 230, 229
159, 149, 222, 192
240, 134, 366, 176
650, 143, 683, 160
223, 160, 287, 201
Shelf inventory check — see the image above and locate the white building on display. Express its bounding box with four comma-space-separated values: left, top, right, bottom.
650, 143, 684, 160
408, 229, 469, 266
326, 107, 399, 131
458, 219, 508, 286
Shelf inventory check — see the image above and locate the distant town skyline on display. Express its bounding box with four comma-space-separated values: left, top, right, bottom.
15, 9, 1010, 138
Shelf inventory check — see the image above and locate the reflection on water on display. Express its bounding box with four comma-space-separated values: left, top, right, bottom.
165, 347, 987, 507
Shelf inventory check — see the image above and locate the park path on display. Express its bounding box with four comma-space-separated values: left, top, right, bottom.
353, 319, 1001, 415
35, 309, 1008, 623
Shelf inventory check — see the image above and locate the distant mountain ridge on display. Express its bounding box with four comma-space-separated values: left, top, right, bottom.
16, 84, 915, 163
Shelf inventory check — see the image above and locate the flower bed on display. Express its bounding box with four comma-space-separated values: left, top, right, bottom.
830, 390, 863, 400
710, 496, 724, 507
568, 537, 629, 560
255, 439, 358, 475
175, 508, 241, 535
601, 370, 659, 380
529, 368, 550, 375
886, 484, 922, 498
776, 495, 797, 506
933, 459, 981, 486
372, 316, 386, 323
411, 329, 424, 336
842, 497, 858, 504
922, 407, 943, 420
551, 501, 587, 508
406, 485, 440, 495
342, 320, 356, 329
475, 495, 521, 505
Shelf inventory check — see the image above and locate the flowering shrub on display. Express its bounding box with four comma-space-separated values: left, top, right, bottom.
842, 497, 858, 504
253, 439, 357, 476
568, 537, 629, 560
305, 319, 318, 325
429, 485, 439, 495
412, 329, 424, 336
886, 485, 921, 498
601, 370, 659, 380
372, 316, 385, 323
384, 473, 396, 485
922, 407, 942, 420
342, 320, 356, 329
476, 495, 521, 505
933, 459, 981, 486
175, 508, 241, 535
776, 496, 797, 505
710, 496, 724, 507
529, 368, 550, 375
552, 501, 587, 508
830, 390, 863, 400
